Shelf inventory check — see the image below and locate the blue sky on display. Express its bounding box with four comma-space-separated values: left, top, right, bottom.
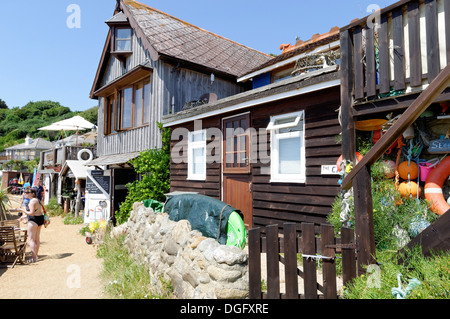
0, 0, 394, 111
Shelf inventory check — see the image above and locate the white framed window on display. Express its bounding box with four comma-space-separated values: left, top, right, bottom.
188, 130, 207, 180
267, 111, 306, 183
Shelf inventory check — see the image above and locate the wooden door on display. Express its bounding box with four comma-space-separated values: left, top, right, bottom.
222, 114, 253, 228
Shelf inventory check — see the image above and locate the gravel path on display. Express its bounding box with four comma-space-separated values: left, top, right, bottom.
0, 196, 103, 299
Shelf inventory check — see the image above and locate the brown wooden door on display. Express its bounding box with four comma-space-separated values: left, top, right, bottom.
222, 114, 253, 228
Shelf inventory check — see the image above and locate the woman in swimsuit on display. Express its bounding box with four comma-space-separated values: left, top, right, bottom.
19, 187, 43, 262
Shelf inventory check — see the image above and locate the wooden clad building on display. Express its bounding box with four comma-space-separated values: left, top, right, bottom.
163, 31, 342, 229
89, 0, 272, 218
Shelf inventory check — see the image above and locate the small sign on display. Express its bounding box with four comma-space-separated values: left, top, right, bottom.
321, 165, 340, 175
428, 139, 450, 154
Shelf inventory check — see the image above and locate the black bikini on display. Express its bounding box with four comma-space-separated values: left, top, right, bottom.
28, 215, 45, 226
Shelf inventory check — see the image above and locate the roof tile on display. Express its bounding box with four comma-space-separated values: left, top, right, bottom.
122, 0, 272, 77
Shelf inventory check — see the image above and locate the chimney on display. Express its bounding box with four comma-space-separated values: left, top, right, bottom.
25, 135, 33, 146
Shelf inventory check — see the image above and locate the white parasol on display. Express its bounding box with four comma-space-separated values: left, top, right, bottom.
38, 116, 97, 146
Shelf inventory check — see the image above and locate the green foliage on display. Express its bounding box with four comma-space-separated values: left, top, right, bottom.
45, 197, 64, 216
63, 215, 84, 225
343, 248, 450, 299
329, 168, 436, 250
0, 188, 11, 221
115, 123, 171, 225
0, 99, 8, 109
97, 234, 174, 299
0, 100, 98, 151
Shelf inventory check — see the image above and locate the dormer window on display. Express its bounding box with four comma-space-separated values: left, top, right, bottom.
106, 12, 132, 62
115, 28, 132, 52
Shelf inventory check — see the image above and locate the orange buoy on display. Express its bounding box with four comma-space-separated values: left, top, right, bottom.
425, 157, 450, 215
336, 153, 363, 172
399, 181, 422, 198
398, 161, 419, 180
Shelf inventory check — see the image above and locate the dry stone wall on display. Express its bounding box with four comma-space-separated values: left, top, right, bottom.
116, 202, 249, 299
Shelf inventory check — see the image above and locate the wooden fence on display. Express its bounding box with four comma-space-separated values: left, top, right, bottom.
248, 223, 357, 299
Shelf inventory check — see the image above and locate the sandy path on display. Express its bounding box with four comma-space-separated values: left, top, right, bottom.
0, 196, 103, 299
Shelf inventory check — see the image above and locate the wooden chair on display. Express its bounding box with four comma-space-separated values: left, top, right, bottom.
1, 220, 20, 228
0, 226, 27, 268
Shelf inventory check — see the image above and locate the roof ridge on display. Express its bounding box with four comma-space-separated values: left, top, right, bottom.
123, 0, 273, 59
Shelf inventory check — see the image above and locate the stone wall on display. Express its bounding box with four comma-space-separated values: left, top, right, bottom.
117, 202, 249, 299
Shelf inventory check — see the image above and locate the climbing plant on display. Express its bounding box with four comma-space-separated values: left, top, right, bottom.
115, 123, 171, 224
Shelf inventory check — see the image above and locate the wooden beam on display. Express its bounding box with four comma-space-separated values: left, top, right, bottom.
340, 30, 356, 162
342, 64, 450, 190
353, 166, 376, 274
398, 208, 450, 263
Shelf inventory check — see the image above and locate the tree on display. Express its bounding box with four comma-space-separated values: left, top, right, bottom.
0, 99, 8, 109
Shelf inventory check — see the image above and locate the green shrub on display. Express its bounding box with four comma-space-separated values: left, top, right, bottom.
45, 197, 64, 216
115, 123, 170, 224
343, 247, 450, 299
328, 161, 436, 251
97, 233, 173, 299
63, 215, 84, 225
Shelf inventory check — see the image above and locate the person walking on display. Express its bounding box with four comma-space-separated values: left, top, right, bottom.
19, 187, 44, 262
33, 179, 45, 203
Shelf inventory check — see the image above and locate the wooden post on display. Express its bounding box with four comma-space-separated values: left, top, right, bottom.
266, 225, 280, 299
321, 225, 337, 299
284, 223, 298, 299
341, 227, 357, 287
248, 228, 262, 299
340, 29, 356, 162
353, 166, 376, 274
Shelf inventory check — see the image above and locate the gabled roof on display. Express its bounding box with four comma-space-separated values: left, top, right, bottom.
121, 0, 272, 77
91, 0, 273, 98
6, 138, 53, 151
238, 26, 340, 82
60, 160, 88, 180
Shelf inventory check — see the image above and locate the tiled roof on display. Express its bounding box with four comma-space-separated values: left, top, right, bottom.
245, 27, 340, 76
122, 0, 273, 77
6, 138, 53, 151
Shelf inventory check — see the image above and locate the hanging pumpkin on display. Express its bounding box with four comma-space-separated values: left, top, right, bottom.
398, 161, 419, 180
398, 181, 422, 198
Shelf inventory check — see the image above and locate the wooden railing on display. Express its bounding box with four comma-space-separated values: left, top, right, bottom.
42, 146, 96, 167
248, 223, 357, 299
340, 0, 450, 104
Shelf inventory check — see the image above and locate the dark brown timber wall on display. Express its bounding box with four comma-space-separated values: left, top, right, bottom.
169, 85, 341, 228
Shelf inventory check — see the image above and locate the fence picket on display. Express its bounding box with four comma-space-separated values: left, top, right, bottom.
321, 224, 337, 299
248, 223, 357, 299
302, 223, 318, 299
284, 223, 299, 299
248, 227, 262, 299
266, 225, 280, 299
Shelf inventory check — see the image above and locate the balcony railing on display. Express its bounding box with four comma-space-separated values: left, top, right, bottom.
340, 0, 449, 104
42, 146, 97, 167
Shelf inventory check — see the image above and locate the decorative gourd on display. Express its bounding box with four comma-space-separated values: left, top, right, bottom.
398, 161, 419, 180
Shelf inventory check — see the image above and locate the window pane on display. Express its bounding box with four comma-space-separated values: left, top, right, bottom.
192, 148, 205, 174
135, 83, 143, 127
143, 81, 150, 124
122, 87, 133, 128
191, 131, 205, 142
116, 28, 131, 39
116, 40, 131, 51
278, 137, 301, 174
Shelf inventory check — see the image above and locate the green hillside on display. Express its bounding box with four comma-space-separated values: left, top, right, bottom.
0, 99, 98, 152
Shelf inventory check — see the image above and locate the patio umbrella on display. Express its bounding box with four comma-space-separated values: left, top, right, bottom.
38, 116, 97, 146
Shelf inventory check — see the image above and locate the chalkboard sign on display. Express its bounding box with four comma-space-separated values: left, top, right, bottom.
86, 175, 110, 195
428, 139, 450, 154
